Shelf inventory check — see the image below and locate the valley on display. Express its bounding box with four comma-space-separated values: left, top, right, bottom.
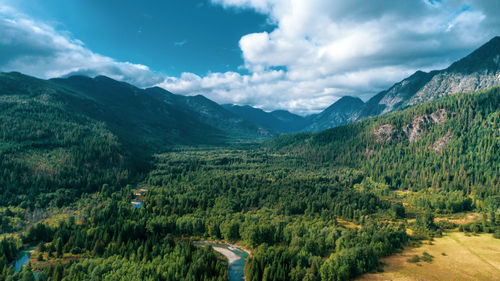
0, 36, 499, 281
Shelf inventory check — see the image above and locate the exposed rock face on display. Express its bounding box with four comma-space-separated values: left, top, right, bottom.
353, 37, 500, 122
430, 132, 453, 152
408, 72, 500, 106
374, 109, 448, 144
374, 124, 395, 143
430, 109, 448, 124
402, 109, 448, 142
354, 71, 435, 120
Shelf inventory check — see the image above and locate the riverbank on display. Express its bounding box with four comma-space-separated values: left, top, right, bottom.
213, 247, 241, 265
194, 240, 251, 255
194, 240, 250, 281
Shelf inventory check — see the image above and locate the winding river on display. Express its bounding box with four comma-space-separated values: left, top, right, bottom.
195, 242, 249, 281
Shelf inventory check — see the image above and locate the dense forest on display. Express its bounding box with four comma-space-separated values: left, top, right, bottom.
0, 84, 499, 281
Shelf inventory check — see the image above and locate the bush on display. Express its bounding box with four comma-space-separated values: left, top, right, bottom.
436, 220, 458, 230
407, 255, 420, 263
422, 252, 433, 263
494, 229, 500, 239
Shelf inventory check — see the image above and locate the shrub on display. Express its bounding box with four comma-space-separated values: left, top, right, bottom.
407, 255, 420, 263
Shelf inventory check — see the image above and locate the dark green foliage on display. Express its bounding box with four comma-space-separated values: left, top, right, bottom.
493, 229, 500, 239
23, 224, 53, 244
421, 251, 433, 263
0, 71, 241, 208
19, 198, 229, 281
0, 237, 19, 276
0, 73, 138, 207
141, 149, 407, 281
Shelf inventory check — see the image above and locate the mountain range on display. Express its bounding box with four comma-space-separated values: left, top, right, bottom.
0, 36, 499, 145
1, 36, 499, 205
219, 36, 500, 133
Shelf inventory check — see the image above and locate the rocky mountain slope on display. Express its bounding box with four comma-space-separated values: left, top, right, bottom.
354, 36, 500, 121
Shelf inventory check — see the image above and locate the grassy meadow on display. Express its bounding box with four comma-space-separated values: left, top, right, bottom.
357, 232, 500, 281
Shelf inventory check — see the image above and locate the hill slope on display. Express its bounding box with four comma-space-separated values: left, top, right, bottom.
0, 72, 263, 206
268, 86, 500, 197
50, 75, 224, 147
145, 87, 271, 139
0, 72, 137, 206
270, 110, 309, 132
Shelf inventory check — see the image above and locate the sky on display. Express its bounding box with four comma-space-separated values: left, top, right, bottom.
0, 0, 499, 115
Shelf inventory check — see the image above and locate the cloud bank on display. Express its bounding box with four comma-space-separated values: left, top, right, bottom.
1, 1, 499, 114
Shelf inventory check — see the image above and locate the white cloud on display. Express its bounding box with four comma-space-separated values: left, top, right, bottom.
161, 0, 498, 114
1, 1, 499, 114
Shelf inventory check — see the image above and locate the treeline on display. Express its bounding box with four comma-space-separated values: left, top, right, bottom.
245, 222, 407, 281
0, 238, 20, 280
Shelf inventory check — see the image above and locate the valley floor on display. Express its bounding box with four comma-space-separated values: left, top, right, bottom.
357, 232, 500, 281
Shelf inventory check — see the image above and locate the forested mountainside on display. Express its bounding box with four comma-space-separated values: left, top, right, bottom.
268, 86, 499, 200
0, 73, 137, 207
0, 72, 232, 207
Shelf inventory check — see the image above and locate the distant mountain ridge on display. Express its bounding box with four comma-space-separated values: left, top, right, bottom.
222, 104, 308, 133
254, 37, 500, 133
304, 96, 364, 132
1, 37, 499, 146
144, 87, 273, 139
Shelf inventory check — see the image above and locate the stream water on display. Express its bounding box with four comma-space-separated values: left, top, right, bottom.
14, 249, 31, 271
195, 242, 248, 281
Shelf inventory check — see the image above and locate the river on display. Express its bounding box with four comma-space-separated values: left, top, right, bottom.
195, 242, 249, 281
14, 247, 35, 272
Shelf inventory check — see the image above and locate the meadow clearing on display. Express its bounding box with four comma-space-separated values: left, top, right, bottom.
357, 232, 500, 281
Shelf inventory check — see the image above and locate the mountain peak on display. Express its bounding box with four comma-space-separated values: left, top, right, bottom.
447, 36, 500, 74
326, 96, 364, 111
303, 96, 364, 132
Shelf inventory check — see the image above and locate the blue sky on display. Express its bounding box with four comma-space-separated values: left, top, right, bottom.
0, 0, 499, 114
3, 0, 272, 76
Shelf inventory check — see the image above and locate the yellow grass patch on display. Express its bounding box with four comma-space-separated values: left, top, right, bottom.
434, 212, 482, 225
336, 218, 360, 229
357, 232, 500, 281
